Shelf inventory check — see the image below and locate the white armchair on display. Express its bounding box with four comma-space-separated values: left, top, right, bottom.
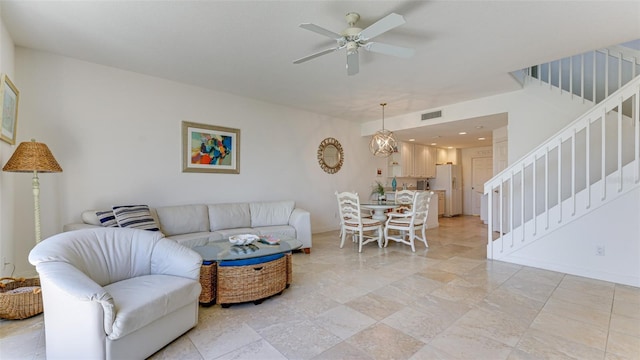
29, 227, 203, 360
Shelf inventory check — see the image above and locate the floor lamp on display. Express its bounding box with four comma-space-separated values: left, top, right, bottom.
2, 139, 63, 243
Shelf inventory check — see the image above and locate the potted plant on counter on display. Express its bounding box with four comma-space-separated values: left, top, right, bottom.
371, 181, 386, 202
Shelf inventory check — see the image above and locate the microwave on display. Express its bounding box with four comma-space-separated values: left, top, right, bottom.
416, 180, 429, 190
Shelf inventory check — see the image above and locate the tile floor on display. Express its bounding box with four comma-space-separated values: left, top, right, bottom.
1, 216, 639, 359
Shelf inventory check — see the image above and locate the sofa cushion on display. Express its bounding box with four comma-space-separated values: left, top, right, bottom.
208, 203, 251, 231
165, 231, 223, 248
249, 201, 294, 227
156, 205, 209, 236
81, 210, 103, 226
95, 210, 118, 227
214, 228, 259, 238
104, 274, 200, 340
253, 225, 296, 240
113, 205, 160, 231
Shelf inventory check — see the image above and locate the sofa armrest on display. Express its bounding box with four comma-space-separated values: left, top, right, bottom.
150, 238, 203, 280
289, 208, 312, 249
33, 261, 116, 335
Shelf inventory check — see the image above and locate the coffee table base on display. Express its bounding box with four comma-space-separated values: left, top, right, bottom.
199, 253, 292, 307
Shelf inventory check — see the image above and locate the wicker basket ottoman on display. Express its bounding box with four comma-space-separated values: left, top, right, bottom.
217, 255, 287, 307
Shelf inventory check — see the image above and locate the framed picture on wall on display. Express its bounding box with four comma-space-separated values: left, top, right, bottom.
182, 121, 240, 174
0, 74, 19, 145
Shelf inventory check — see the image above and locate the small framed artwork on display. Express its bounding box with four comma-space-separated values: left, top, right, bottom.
0, 74, 19, 145
182, 121, 240, 174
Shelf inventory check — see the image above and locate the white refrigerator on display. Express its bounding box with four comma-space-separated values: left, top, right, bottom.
432, 164, 462, 217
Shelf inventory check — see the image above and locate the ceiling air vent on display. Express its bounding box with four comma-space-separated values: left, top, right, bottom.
421, 110, 442, 121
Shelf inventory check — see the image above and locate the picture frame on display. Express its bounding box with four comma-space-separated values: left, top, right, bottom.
0, 74, 19, 145
182, 121, 240, 174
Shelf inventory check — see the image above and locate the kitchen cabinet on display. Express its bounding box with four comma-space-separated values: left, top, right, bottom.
388, 142, 437, 178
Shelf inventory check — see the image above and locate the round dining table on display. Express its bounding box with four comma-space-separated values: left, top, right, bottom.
360, 201, 399, 221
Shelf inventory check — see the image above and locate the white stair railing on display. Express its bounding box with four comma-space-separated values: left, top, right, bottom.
485, 76, 640, 260
525, 46, 639, 105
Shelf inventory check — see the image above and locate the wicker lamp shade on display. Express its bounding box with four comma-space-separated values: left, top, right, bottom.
3, 139, 62, 244
2, 139, 62, 173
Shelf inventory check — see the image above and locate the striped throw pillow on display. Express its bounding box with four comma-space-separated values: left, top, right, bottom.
95, 210, 118, 227
112, 205, 160, 231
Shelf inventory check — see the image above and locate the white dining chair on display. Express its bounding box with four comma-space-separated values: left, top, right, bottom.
384, 191, 433, 252
335, 191, 384, 253
393, 189, 415, 214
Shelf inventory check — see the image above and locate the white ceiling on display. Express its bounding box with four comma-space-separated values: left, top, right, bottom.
1, 1, 639, 148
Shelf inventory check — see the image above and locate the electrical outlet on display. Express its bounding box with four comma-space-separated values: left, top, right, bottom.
596, 246, 605, 256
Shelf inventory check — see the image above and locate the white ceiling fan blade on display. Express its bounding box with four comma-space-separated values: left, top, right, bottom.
293, 48, 339, 64
299, 23, 343, 40
346, 51, 359, 76
358, 13, 406, 41
363, 42, 415, 58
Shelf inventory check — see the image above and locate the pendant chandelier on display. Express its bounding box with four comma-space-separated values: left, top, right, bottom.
369, 102, 397, 157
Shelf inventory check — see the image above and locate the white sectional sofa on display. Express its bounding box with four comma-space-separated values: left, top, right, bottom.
64, 200, 312, 253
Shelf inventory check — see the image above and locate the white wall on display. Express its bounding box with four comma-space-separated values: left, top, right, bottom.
0, 14, 16, 277
5, 47, 381, 276
504, 186, 640, 287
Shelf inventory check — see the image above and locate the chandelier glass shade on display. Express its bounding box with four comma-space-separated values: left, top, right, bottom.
369, 103, 397, 157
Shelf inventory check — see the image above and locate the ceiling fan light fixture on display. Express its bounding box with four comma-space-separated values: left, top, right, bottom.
369, 103, 396, 158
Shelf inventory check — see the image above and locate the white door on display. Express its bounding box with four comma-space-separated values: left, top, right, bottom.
472, 157, 493, 215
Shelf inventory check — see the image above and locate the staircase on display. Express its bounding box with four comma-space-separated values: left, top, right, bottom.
485, 46, 640, 286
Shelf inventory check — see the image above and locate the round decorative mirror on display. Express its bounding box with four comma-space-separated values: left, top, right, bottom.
317, 137, 344, 174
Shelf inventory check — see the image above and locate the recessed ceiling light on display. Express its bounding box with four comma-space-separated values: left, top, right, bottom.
458, 132, 467, 135
478, 137, 486, 140
447, 146, 453, 149
475, 125, 483, 129
408, 138, 415, 142
430, 143, 437, 146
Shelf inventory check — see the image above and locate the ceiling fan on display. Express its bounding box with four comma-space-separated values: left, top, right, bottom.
293, 12, 415, 76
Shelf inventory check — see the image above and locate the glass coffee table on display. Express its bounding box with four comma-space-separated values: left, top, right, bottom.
192, 237, 301, 307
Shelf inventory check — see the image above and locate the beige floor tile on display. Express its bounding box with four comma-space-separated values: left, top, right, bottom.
416, 267, 460, 283
344, 292, 405, 321
613, 298, 640, 319
478, 287, 545, 324
541, 296, 611, 328
188, 322, 262, 360
314, 304, 376, 340
559, 274, 616, 298
509, 267, 564, 287
610, 312, 640, 337
530, 312, 608, 350
514, 328, 605, 360
428, 326, 514, 360
500, 277, 557, 303
215, 339, 287, 360
614, 284, 640, 304
550, 286, 614, 313
257, 318, 342, 359
382, 306, 456, 343
453, 307, 528, 347
148, 334, 204, 360
409, 344, 460, 359
346, 323, 425, 360
312, 341, 374, 360
607, 330, 640, 359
